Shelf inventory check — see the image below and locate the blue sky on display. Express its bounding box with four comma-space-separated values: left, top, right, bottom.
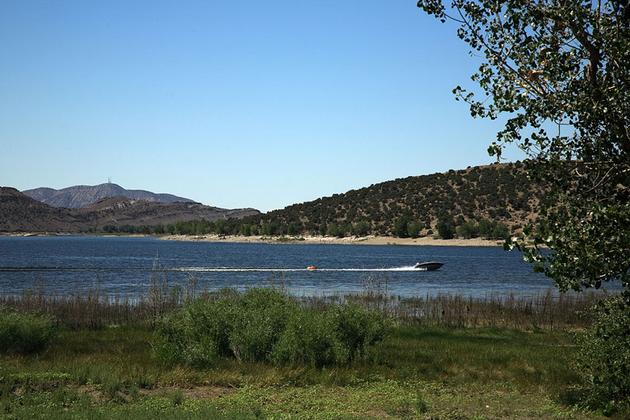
0, 1, 523, 211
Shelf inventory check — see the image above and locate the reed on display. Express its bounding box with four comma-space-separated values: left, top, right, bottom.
0, 282, 605, 330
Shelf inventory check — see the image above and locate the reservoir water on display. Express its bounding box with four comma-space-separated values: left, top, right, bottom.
0, 236, 611, 298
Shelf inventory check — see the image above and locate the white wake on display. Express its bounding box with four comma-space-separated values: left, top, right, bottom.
172, 266, 420, 273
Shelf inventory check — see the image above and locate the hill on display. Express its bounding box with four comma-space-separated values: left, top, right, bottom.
77, 197, 260, 229
4, 163, 544, 237
0, 189, 259, 233
23, 183, 195, 208
0, 187, 82, 232
185, 162, 545, 239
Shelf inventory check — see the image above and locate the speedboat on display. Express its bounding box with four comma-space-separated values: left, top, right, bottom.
414, 261, 443, 271
306, 265, 317, 271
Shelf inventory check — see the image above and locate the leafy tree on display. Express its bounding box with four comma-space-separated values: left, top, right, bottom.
326, 223, 340, 237
407, 221, 423, 238
352, 220, 370, 236
417, 0, 629, 294
456, 220, 479, 239
477, 218, 495, 238
392, 216, 409, 238
287, 222, 300, 236
491, 222, 510, 240
240, 224, 252, 236
436, 220, 455, 239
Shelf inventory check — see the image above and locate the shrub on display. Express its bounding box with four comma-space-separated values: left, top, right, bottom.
575, 296, 630, 415
0, 309, 56, 354
154, 288, 390, 368
153, 289, 238, 366
328, 303, 389, 363
272, 309, 339, 368
273, 304, 389, 367
227, 288, 298, 362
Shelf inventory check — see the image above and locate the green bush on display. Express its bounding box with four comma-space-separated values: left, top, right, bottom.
154, 288, 390, 368
227, 288, 297, 362
154, 289, 238, 366
272, 309, 339, 368
329, 303, 389, 363
575, 296, 630, 415
273, 304, 389, 367
0, 309, 56, 354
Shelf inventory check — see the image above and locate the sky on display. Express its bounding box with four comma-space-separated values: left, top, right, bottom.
0, 1, 525, 212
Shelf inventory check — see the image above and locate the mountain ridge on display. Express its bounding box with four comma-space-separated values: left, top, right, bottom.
23, 183, 195, 209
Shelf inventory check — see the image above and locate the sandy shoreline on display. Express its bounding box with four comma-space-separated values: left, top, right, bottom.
0, 232, 504, 247
159, 234, 504, 247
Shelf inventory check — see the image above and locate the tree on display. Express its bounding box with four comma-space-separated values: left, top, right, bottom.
417, 1, 629, 294
436, 220, 455, 239
326, 223, 340, 237
352, 220, 370, 236
392, 216, 409, 238
456, 220, 479, 239
407, 221, 423, 238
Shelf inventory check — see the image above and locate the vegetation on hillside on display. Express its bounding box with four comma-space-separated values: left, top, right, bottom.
102, 162, 542, 239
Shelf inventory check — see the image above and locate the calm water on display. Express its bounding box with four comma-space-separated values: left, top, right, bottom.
0, 235, 579, 298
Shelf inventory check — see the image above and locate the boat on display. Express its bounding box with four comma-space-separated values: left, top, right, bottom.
306, 265, 317, 271
414, 261, 443, 271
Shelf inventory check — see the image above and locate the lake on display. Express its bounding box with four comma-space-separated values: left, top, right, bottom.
0, 235, 601, 298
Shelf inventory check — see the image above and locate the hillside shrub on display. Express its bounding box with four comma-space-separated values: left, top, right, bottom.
0, 308, 56, 354
154, 288, 390, 368
575, 296, 630, 415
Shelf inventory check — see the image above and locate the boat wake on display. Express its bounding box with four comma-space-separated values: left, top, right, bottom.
0, 266, 423, 273
173, 266, 420, 273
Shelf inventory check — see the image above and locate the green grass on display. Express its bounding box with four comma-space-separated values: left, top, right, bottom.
0, 325, 610, 419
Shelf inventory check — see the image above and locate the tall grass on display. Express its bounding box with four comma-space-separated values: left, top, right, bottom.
0, 266, 607, 330
0, 287, 603, 331
346, 289, 601, 329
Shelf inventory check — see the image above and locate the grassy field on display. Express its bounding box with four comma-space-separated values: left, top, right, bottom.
0, 323, 610, 419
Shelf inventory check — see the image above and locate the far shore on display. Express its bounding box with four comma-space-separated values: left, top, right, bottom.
159, 234, 504, 247
1, 232, 505, 247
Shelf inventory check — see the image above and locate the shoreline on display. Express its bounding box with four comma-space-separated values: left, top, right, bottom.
0, 232, 504, 247
159, 234, 504, 247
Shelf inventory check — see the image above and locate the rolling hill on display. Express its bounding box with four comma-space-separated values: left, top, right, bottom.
0, 187, 82, 232
215, 162, 545, 238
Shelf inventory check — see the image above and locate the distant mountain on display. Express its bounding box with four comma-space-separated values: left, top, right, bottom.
22, 183, 195, 209
0, 188, 260, 233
